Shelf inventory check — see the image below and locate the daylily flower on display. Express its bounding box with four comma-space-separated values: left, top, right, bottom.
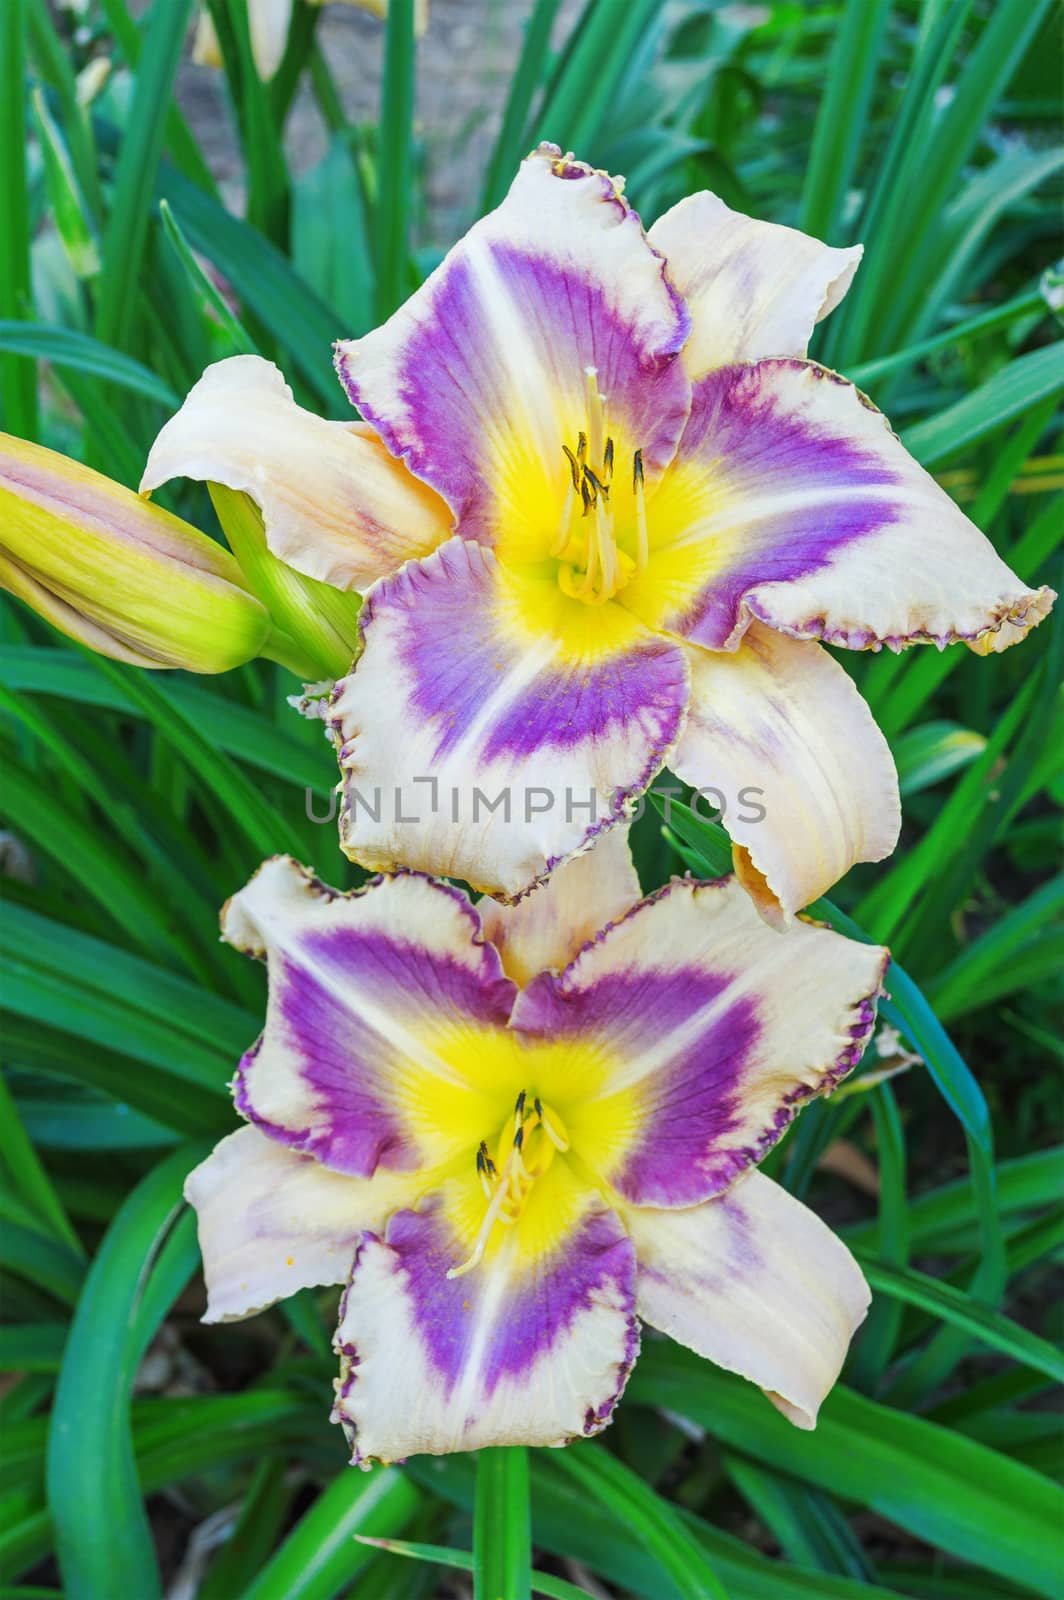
192, 0, 428, 83
144, 145, 1054, 923
185, 829, 887, 1461
0, 432, 270, 672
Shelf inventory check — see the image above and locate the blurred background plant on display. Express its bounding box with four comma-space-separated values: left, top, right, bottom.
1, 0, 1062, 1596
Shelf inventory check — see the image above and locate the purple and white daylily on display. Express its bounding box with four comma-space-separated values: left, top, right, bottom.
185, 829, 886, 1462
143, 144, 1054, 924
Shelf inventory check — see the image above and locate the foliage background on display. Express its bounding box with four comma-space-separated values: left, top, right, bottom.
1, 0, 1062, 1595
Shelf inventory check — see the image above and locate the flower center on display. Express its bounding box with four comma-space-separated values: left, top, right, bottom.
446, 1089, 571, 1279
551, 367, 648, 607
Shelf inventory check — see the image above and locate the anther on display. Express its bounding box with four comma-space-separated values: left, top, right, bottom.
514, 1124, 524, 1151
561, 443, 581, 490
603, 437, 614, 483
633, 448, 648, 574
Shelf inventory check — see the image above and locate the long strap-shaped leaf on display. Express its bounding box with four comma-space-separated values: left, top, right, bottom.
630, 1343, 1064, 1600
46, 1141, 210, 1600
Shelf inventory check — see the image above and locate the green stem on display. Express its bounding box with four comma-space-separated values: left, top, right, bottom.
474, 1447, 531, 1600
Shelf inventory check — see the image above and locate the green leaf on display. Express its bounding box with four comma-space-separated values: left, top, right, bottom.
553, 1445, 729, 1600
481, 0, 565, 211
474, 1447, 531, 1600
356, 1536, 596, 1600
0, 0, 36, 436
86, 653, 310, 861
856, 1256, 1064, 1383
799, 0, 890, 238
157, 198, 257, 355
0, 1068, 82, 1255
0, 1322, 67, 1373
902, 344, 1064, 467
94, 0, 195, 354
630, 1344, 1064, 1599
375, 0, 416, 323
239, 1467, 421, 1600
0, 320, 179, 406
892, 719, 987, 797
0, 647, 331, 790
927, 875, 1064, 1022
46, 1143, 210, 1600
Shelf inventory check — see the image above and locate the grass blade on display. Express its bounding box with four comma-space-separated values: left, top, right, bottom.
481, 0, 565, 210
46, 1142, 210, 1600
94, 0, 195, 354
240, 1468, 420, 1600
0, 0, 37, 437
800, 0, 890, 239
630, 1345, 1064, 1599
375, 0, 416, 323
553, 1445, 729, 1600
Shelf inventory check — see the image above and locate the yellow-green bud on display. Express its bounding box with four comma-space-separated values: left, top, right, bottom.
0, 432, 272, 672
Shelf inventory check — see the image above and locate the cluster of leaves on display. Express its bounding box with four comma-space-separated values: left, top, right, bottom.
1, 0, 1061, 1596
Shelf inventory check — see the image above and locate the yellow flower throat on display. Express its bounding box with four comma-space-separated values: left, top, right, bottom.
447, 1089, 571, 1279
551, 368, 648, 607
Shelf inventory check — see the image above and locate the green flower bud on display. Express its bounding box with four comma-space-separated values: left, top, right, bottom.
0, 433, 272, 673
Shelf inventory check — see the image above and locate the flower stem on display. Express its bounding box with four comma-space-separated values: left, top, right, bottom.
473, 1445, 531, 1600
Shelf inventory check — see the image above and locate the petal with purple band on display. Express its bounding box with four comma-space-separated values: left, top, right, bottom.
649, 192, 861, 378
510, 875, 887, 1207
331, 1172, 637, 1463
222, 856, 517, 1175
627, 1170, 870, 1429
184, 1124, 419, 1323
334, 144, 691, 547
141, 356, 452, 592
673, 624, 900, 925
332, 538, 689, 901
477, 824, 642, 986
621, 359, 1054, 652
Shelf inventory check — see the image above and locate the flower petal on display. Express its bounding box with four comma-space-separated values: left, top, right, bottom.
141, 356, 451, 591
334, 144, 691, 546
222, 856, 517, 1176
332, 1168, 637, 1462
510, 875, 887, 1207
672, 625, 900, 924
627, 1170, 870, 1428
331, 538, 690, 901
184, 1124, 416, 1322
649, 192, 861, 378
477, 824, 642, 986
621, 359, 1054, 652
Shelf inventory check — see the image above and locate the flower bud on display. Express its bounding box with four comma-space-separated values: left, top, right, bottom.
0, 433, 273, 672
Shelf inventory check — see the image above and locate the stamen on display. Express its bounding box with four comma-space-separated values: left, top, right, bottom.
633, 449, 648, 574
448, 1096, 572, 1278
446, 1168, 515, 1280
538, 1105, 570, 1151
561, 444, 581, 490
603, 437, 614, 484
